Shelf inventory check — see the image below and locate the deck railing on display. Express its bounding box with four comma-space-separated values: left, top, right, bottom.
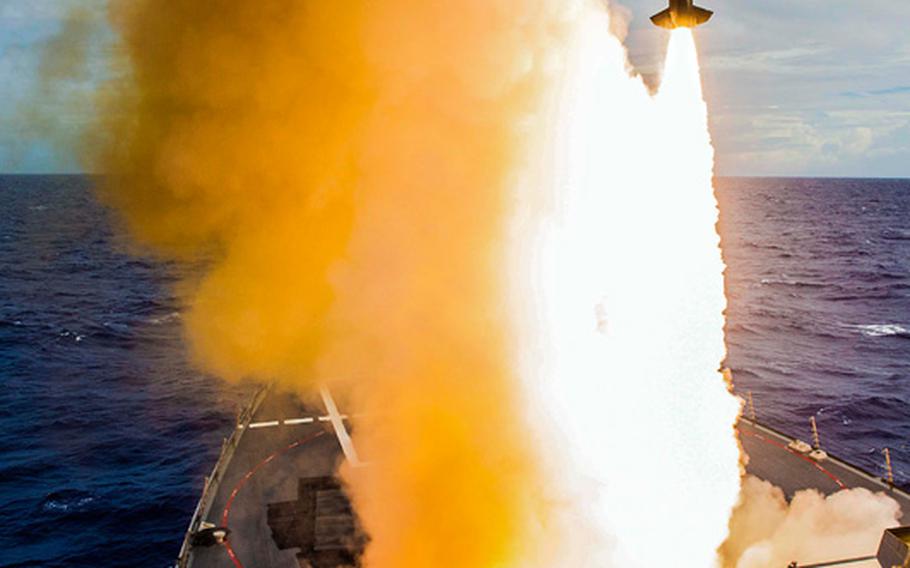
173, 383, 904, 566
175, 383, 270, 568
739, 388, 907, 494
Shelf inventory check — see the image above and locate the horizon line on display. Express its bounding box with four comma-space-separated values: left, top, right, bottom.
0, 172, 909, 181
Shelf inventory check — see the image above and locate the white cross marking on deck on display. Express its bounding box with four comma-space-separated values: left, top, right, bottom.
283, 417, 315, 426
239, 415, 356, 430
320, 385, 363, 467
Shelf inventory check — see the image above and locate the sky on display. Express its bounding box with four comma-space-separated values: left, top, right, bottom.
0, 0, 106, 174
0, 0, 908, 177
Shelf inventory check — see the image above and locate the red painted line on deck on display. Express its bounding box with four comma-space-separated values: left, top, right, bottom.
739, 428, 846, 489
224, 540, 243, 568
220, 429, 327, 568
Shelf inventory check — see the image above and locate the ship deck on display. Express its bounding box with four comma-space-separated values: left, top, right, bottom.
739, 419, 910, 523
182, 388, 351, 568
180, 390, 910, 568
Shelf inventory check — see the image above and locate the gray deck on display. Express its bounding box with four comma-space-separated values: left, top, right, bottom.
188, 389, 346, 568
739, 419, 910, 523
183, 391, 910, 567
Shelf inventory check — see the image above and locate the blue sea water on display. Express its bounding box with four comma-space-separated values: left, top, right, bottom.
0, 175, 908, 566
0, 176, 250, 568
718, 177, 910, 487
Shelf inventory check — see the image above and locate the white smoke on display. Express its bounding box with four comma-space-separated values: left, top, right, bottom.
722, 476, 901, 568
511, 2, 741, 566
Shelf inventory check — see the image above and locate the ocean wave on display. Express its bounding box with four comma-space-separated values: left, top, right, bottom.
148, 311, 181, 325
881, 228, 910, 241
824, 292, 896, 302
40, 489, 96, 514
744, 240, 785, 251
57, 329, 86, 343
837, 396, 909, 421
759, 274, 826, 288
80, 321, 135, 345
815, 406, 853, 426
727, 322, 761, 335
856, 324, 910, 338
844, 268, 907, 283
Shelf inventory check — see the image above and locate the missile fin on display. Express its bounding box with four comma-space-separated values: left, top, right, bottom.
692, 6, 713, 25
650, 8, 675, 29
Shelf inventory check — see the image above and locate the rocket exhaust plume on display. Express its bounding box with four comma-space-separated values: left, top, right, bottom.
512, 9, 741, 566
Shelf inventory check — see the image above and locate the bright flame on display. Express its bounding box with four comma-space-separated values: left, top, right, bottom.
512, 12, 742, 567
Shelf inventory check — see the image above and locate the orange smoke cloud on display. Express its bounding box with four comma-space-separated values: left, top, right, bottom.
91, 1, 572, 566
318, 2, 574, 564
92, 1, 374, 382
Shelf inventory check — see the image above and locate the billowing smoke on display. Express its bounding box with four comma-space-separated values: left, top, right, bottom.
722, 476, 900, 567
75, 0, 898, 565
90, 0, 577, 566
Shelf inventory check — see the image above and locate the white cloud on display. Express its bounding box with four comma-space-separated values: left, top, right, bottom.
714, 109, 910, 176
705, 46, 833, 74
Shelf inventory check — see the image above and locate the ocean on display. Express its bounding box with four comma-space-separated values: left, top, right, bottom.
0, 176, 250, 568
718, 177, 910, 486
1, 175, 908, 566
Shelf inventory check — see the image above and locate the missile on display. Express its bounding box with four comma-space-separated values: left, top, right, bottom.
651, 0, 713, 29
